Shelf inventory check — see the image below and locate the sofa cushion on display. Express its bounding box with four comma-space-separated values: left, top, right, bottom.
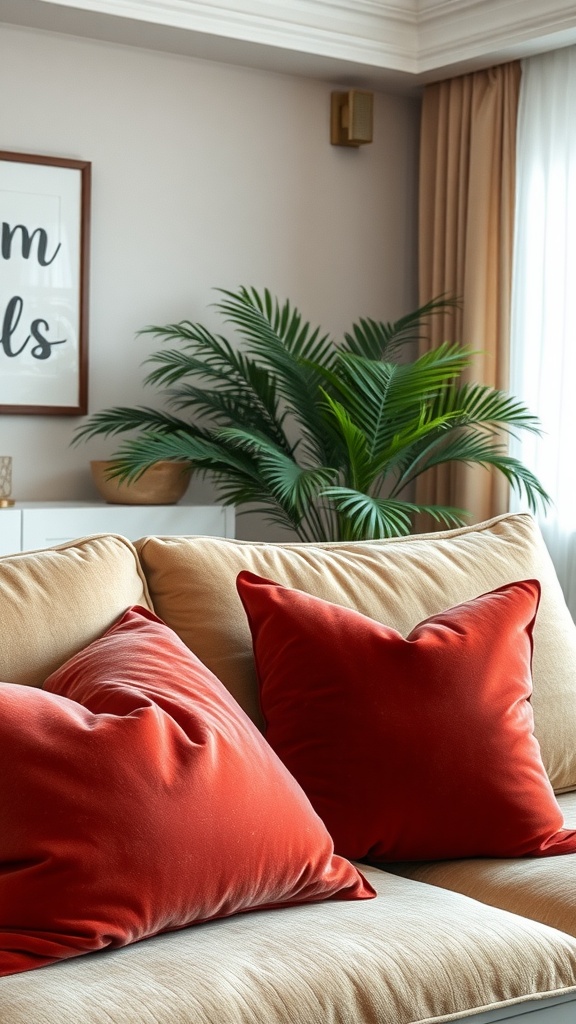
136, 513, 576, 792
236, 571, 576, 861
0, 533, 152, 688
388, 791, 576, 937
1, 866, 576, 1024
0, 605, 373, 977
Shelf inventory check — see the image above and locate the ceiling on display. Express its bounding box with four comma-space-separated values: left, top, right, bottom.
2, 0, 576, 93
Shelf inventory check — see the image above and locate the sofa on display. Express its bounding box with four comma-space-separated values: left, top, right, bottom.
2, 511, 576, 1024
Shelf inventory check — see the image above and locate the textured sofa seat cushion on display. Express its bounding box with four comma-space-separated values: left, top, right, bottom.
0, 606, 373, 977
136, 513, 576, 792
236, 571, 576, 862
388, 792, 576, 938
0, 533, 152, 688
1, 866, 576, 1024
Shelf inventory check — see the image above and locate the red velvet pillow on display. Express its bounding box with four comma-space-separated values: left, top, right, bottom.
0, 606, 374, 977
237, 572, 576, 862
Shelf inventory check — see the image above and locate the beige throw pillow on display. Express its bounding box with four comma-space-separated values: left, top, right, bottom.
136, 513, 576, 794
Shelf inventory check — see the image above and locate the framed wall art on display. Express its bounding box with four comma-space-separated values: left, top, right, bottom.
0, 150, 91, 415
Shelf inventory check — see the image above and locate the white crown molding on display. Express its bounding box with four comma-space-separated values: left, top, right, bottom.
2, 0, 576, 89
12, 0, 416, 51
0, 0, 419, 75
417, 0, 576, 75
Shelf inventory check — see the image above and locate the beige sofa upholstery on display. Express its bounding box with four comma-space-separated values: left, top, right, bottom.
2, 865, 576, 1024
2, 514, 576, 1024
0, 532, 152, 687
135, 513, 576, 792
389, 790, 576, 938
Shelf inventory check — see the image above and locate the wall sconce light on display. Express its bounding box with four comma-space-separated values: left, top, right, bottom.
330, 90, 374, 147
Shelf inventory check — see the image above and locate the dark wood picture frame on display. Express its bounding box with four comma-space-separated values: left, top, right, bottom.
0, 150, 91, 415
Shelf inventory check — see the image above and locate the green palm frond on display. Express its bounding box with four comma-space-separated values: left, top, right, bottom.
318, 393, 373, 492
320, 488, 467, 541
367, 410, 463, 488
72, 406, 190, 444
203, 427, 339, 540
143, 329, 276, 394
107, 429, 257, 481
108, 431, 307, 537
214, 288, 338, 466
166, 374, 290, 454
165, 381, 267, 423
427, 381, 542, 436
390, 429, 550, 512
474, 454, 549, 514
343, 295, 460, 360
321, 345, 470, 449
73, 286, 549, 541
216, 287, 336, 366
321, 488, 415, 540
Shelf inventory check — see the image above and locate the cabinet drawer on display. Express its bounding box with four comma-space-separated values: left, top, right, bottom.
21, 505, 234, 551
0, 509, 21, 556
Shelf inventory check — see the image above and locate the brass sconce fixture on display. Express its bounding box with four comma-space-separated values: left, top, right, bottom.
330, 90, 374, 147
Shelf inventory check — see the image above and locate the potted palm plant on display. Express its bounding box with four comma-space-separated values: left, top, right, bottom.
74, 286, 548, 541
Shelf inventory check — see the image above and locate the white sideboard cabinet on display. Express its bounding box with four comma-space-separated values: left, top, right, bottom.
0, 502, 235, 556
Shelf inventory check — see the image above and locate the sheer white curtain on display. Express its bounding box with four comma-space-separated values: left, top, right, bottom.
510, 45, 576, 618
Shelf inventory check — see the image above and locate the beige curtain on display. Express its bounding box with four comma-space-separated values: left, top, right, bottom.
416, 62, 521, 526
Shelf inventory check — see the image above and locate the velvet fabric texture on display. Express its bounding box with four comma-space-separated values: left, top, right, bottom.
135, 515, 576, 794
237, 572, 576, 862
0, 606, 373, 978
